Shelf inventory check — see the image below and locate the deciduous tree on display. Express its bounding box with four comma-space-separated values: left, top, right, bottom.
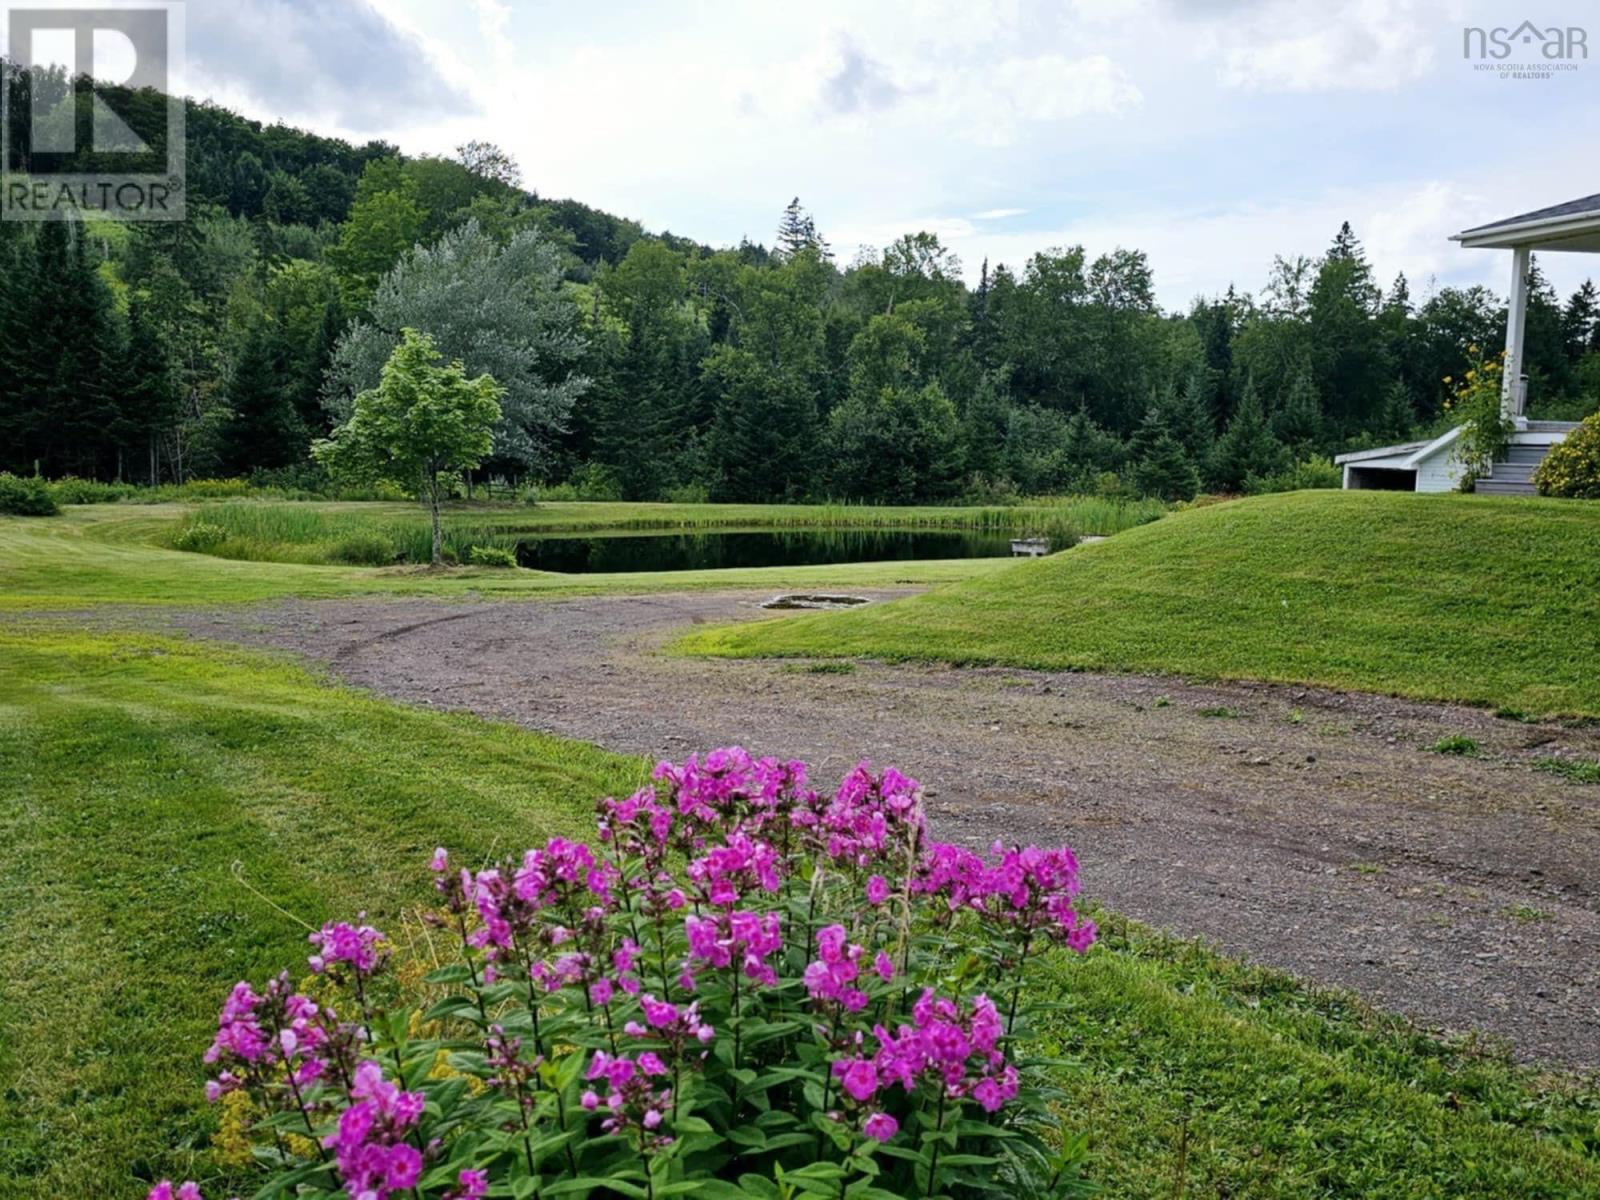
315, 329, 502, 565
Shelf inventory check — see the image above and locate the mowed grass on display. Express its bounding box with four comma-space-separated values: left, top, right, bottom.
0, 505, 1015, 609
682, 490, 1600, 717
0, 627, 646, 1198
2, 627, 1597, 1198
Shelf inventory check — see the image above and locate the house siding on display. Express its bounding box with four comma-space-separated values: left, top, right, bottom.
1415, 447, 1464, 493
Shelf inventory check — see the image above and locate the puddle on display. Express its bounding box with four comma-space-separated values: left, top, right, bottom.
761, 594, 873, 610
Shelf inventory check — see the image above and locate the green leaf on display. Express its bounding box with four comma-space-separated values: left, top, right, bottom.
735, 1175, 782, 1200
544, 1177, 648, 1199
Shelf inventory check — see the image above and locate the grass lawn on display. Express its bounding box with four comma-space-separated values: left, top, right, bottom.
681, 490, 1600, 717
2, 626, 1596, 1198
0, 504, 1015, 609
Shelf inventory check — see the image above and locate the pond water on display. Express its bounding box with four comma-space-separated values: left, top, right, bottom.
513, 527, 1040, 574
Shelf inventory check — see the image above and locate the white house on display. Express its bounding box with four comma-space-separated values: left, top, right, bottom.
1338, 191, 1600, 494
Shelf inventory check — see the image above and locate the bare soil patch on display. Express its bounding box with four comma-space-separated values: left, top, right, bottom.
159, 592, 1600, 1065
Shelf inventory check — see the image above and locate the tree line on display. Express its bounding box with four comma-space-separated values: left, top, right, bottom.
2, 67, 1598, 502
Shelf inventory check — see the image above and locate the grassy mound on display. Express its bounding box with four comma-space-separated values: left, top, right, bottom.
682, 491, 1600, 716
2, 627, 1595, 1197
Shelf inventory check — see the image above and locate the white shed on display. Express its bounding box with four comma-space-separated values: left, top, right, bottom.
1337, 428, 1464, 492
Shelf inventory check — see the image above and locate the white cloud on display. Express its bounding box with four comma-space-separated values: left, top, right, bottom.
181, 0, 473, 131
1198, 0, 1440, 92
974, 208, 1030, 220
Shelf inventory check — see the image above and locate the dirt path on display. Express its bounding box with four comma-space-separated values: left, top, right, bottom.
162, 592, 1600, 1066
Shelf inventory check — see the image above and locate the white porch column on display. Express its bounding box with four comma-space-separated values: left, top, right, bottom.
1501, 244, 1530, 422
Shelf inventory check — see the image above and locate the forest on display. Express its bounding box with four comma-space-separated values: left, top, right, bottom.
3, 69, 1599, 504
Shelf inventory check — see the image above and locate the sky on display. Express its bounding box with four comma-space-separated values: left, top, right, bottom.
13, 0, 1600, 310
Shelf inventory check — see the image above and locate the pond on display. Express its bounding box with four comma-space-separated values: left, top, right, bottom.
513, 527, 1046, 573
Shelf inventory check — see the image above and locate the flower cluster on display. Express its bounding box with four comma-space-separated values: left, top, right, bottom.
189, 748, 1097, 1200
582, 1051, 675, 1147
623, 993, 715, 1056
323, 1061, 425, 1199
803, 924, 877, 1013
684, 908, 783, 986
308, 918, 385, 977
833, 990, 1018, 1126
203, 973, 353, 1104
916, 840, 1096, 950
810, 762, 925, 866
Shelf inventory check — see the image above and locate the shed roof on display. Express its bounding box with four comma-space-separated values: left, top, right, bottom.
1334, 427, 1461, 468
1453, 191, 1600, 252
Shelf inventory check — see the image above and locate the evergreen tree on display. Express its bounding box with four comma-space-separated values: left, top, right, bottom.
1523, 258, 1574, 401
1374, 379, 1415, 442
221, 321, 304, 474
113, 297, 181, 484
1129, 408, 1199, 501
1157, 370, 1217, 460
591, 243, 705, 498
959, 368, 1011, 482
1207, 377, 1287, 491
1307, 222, 1387, 431
1564, 280, 1599, 360
13, 218, 118, 476
775, 197, 829, 260
1273, 358, 1323, 452
0, 223, 32, 474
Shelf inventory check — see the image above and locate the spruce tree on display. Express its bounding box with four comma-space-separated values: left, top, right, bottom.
221, 321, 303, 473
1374, 379, 1415, 442
1273, 358, 1323, 452
1208, 377, 1287, 491
18, 218, 118, 476
0, 224, 32, 474
1158, 370, 1217, 460
1129, 408, 1199, 500
1564, 280, 1599, 360
775, 197, 829, 260
116, 298, 181, 484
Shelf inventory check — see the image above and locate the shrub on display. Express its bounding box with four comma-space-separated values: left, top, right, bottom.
169, 751, 1096, 1200
543, 464, 625, 502
1533, 412, 1600, 499
467, 544, 518, 568
47, 476, 137, 504
170, 522, 228, 553
0, 473, 60, 516
327, 532, 399, 566
663, 482, 711, 505
1242, 457, 1342, 495
1444, 349, 1513, 488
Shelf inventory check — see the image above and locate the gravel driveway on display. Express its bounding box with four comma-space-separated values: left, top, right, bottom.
160, 592, 1600, 1066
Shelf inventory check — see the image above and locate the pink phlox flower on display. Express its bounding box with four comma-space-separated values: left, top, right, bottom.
307, 917, 384, 976
862, 1111, 899, 1142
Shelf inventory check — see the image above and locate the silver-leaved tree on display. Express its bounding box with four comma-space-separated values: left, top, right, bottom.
323, 220, 588, 480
